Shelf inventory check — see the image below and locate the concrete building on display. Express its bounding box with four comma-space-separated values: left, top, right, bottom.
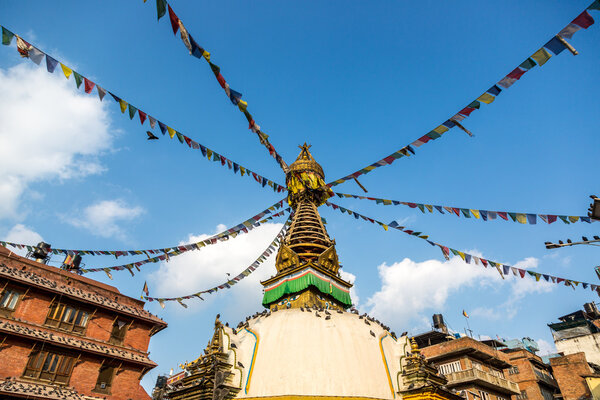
548, 303, 600, 365
413, 328, 520, 400
0, 245, 167, 400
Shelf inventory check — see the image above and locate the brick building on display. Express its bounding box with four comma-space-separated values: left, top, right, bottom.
501, 348, 559, 400
415, 332, 520, 400
0, 245, 167, 400
549, 352, 600, 400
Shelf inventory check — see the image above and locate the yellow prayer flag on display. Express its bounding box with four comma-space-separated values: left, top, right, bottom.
382, 224, 388, 231
167, 127, 176, 139
531, 48, 552, 66
237, 100, 248, 112
364, 166, 376, 171
433, 125, 449, 134
202, 50, 211, 61
60, 63, 73, 79
516, 213, 527, 224
471, 209, 480, 219
425, 204, 433, 213
458, 252, 466, 261
477, 93, 495, 104
383, 199, 392, 205
119, 99, 127, 113
568, 216, 579, 223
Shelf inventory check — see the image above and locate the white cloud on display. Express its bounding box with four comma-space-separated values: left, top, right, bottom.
3, 224, 44, 257
0, 63, 113, 219
66, 199, 144, 240
537, 338, 557, 356
149, 223, 284, 320
365, 254, 554, 331
340, 270, 359, 306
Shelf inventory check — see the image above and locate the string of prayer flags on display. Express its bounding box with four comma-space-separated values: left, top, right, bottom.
143, 217, 292, 307
326, 1, 599, 189
331, 192, 594, 225
80, 207, 290, 276
0, 26, 286, 195
150, 0, 289, 173
1, 200, 287, 259
327, 201, 599, 295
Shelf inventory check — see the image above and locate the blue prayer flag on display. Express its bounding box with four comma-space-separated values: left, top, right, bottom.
544, 37, 567, 55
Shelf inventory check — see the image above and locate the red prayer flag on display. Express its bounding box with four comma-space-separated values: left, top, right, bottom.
557, 278, 565, 284
216, 73, 226, 88
168, 5, 180, 35
84, 78, 95, 94
480, 259, 488, 267
138, 110, 147, 125
184, 136, 192, 147
507, 67, 526, 80
497, 211, 508, 220
220, 155, 226, 166
572, 10, 594, 29
382, 155, 396, 164
452, 208, 460, 216
518, 269, 526, 278
547, 215, 557, 224
459, 107, 476, 116
417, 134, 431, 143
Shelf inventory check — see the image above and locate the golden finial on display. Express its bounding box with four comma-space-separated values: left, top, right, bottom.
410, 337, 420, 356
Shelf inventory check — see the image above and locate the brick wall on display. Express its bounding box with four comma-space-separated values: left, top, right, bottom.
0, 249, 165, 400
550, 352, 592, 400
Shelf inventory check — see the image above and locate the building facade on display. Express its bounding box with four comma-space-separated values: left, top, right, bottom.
0, 246, 167, 400
418, 336, 520, 400
549, 303, 600, 365
500, 348, 559, 400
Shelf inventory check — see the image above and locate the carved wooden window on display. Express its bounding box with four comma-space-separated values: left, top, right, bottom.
94, 364, 116, 394
109, 318, 130, 345
0, 287, 22, 316
45, 301, 89, 334
23, 347, 75, 385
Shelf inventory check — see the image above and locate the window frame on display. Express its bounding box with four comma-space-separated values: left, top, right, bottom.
109, 318, 131, 345
44, 300, 90, 334
22, 347, 76, 385
0, 286, 23, 316
438, 360, 462, 375
93, 362, 119, 395
478, 391, 491, 400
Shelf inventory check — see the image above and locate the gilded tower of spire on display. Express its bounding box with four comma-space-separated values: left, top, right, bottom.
261, 144, 353, 310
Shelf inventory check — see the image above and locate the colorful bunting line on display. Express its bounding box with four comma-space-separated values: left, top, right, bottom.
80, 207, 290, 278
327, 201, 600, 294
151, 0, 289, 173
143, 216, 292, 308
1, 200, 287, 259
326, 3, 598, 188
0, 26, 285, 194
332, 192, 594, 225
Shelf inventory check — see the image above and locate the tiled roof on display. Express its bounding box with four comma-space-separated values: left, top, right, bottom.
0, 378, 104, 400
0, 319, 156, 367
0, 262, 166, 327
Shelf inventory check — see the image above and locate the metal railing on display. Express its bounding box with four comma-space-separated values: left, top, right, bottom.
445, 368, 520, 394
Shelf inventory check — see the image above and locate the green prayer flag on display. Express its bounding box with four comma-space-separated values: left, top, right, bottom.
2, 27, 14, 45
508, 212, 517, 222
176, 131, 184, 143
468, 100, 481, 109
156, 0, 167, 20
73, 71, 83, 89
519, 58, 536, 70
589, 0, 600, 11
427, 131, 442, 140
128, 104, 137, 120
461, 208, 471, 218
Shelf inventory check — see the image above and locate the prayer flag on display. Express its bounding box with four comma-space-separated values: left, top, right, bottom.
459, 107, 476, 116
45, 54, 58, 73
498, 76, 517, 89
572, 10, 594, 29
138, 110, 147, 125
2, 26, 14, 45
28, 47, 45, 65
531, 48, 552, 66
559, 23, 582, 39
61, 63, 73, 79
156, 0, 167, 20
178, 20, 192, 53
189, 33, 206, 59
158, 121, 167, 135
168, 5, 180, 35
477, 93, 495, 104
73, 71, 83, 89
519, 58, 536, 70
128, 104, 138, 120
462, 310, 469, 318
15, 35, 32, 57
544, 37, 567, 55
84, 78, 95, 94
96, 85, 106, 101
148, 115, 157, 129
468, 100, 481, 109
487, 85, 502, 96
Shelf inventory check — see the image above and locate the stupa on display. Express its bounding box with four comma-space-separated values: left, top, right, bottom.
160, 145, 461, 400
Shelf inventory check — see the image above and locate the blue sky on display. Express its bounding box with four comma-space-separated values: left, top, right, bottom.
1, 0, 599, 392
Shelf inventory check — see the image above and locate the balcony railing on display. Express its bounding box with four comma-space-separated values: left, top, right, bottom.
534, 370, 558, 387
445, 368, 520, 394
